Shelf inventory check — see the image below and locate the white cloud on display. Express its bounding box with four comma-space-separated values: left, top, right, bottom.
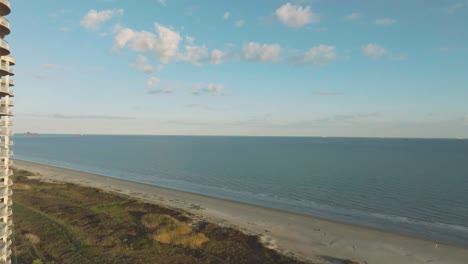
178, 45, 208, 65
206, 83, 224, 93
275, 2, 318, 27
298, 45, 337, 65
235, 20, 245, 27
242, 42, 281, 62
130, 55, 153, 74
345, 13, 361, 21
362, 43, 387, 58
157, 0, 167, 6
210, 49, 232, 64
81, 9, 123, 30
146, 76, 159, 88
223, 12, 230, 19
375, 18, 396, 25
114, 23, 182, 63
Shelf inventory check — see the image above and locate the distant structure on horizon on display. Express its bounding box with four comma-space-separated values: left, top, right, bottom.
0, 1, 13, 263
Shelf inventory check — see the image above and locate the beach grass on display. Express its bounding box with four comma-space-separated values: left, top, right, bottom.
11, 168, 308, 264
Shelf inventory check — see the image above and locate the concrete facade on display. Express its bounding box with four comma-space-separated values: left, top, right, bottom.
0, 0, 12, 263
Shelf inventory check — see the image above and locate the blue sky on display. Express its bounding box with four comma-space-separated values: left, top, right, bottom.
8, 0, 468, 137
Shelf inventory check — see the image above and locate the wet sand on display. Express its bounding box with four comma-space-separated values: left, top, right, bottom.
13, 160, 468, 264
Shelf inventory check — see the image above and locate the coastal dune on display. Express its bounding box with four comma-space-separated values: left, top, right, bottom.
13, 160, 468, 264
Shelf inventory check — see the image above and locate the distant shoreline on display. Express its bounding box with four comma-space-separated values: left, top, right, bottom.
13, 159, 468, 264
12, 133, 468, 140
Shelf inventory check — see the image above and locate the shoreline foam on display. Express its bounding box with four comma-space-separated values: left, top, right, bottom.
13, 159, 468, 264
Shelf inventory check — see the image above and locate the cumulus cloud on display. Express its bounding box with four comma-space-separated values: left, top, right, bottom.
362, 43, 387, 58
223, 12, 230, 19
210, 49, 232, 64
130, 55, 153, 74
275, 2, 318, 27
242, 42, 281, 62
296, 45, 337, 65
114, 23, 181, 63
345, 13, 361, 21
178, 45, 208, 65
81, 9, 123, 30
235, 20, 246, 27
146, 76, 159, 88
375, 18, 396, 25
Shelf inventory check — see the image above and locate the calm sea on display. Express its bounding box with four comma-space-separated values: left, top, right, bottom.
11, 135, 468, 246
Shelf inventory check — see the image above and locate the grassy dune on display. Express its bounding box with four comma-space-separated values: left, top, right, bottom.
10, 169, 308, 264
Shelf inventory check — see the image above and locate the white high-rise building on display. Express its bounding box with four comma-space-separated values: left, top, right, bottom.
0, 0, 13, 263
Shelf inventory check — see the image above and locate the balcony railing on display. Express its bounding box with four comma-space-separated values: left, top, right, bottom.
0, 169, 12, 177
1, 56, 14, 66
0, 64, 12, 75
0, 0, 10, 16
0, 204, 6, 216
0, 120, 12, 126
0, 129, 12, 136
0, 107, 12, 115
7, 188, 11, 196
0, 150, 12, 156
0, 39, 9, 55
0, 17, 9, 34
0, 100, 12, 107
0, 160, 12, 168
0, 86, 12, 96
0, 141, 13, 147
7, 198, 11, 206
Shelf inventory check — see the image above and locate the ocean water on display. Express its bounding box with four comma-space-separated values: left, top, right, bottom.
11, 135, 468, 247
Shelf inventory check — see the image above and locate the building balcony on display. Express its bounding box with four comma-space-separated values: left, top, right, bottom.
0, 86, 12, 97
0, 17, 9, 37
0, 40, 9, 57
0, 141, 12, 148
6, 198, 11, 206
0, 56, 14, 66
0, 150, 11, 157
0, 100, 12, 107
0, 169, 12, 178
0, 0, 10, 17
0, 107, 11, 116
0, 120, 11, 126
0, 64, 12, 77
0, 203, 5, 215
0, 80, 12, 89
0, 129, 11, 137
0, 169, 13, 178
0, 160, 12, 168
0, 85, 15, 97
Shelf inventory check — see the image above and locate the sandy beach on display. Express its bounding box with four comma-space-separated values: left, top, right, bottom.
13, 159, 468, 264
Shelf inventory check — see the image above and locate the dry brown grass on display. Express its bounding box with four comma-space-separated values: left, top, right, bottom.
14, 183, 32, 190
25, 233, 40, 244
142, 214, 209, 249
